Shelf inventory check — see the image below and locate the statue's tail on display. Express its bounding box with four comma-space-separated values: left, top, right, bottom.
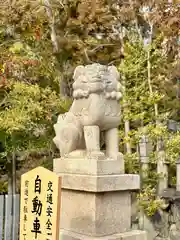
53, 113, 82, 156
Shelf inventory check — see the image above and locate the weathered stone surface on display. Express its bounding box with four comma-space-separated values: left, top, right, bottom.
54, 152, 124, 175
114, 230, 147, 240
154, 237, 168, 240
138, 135, 152, 159
60, 229, 147, 240
138, 214, 158, 240
176, 163, 180, 191
170, 224, 180, 240
57, 173, 140, 192
60, 189, 131, 236
53, 63, 123, 160
134, 198, 180, 240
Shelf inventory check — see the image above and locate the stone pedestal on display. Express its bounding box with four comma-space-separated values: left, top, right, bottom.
54, 153, 147, 240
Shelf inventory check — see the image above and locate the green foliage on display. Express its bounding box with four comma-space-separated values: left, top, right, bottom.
0, 82, 65, 150
0, 0, 179, 219
0, 0, 70, 186
0, 180, 8, 193
165, 132, 180, 164
119, 23, 179, 215
124, 153, 140, 174
119, 40, 178, 124
137, 187, 167, 217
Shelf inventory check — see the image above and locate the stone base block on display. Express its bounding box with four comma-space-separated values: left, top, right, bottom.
58, 173, 140, 192
54, 152, 124, 176
60, 229, 147, 240
60, 189, 131, 236
54, 154, 143, 239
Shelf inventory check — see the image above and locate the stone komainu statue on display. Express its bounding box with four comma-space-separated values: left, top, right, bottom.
53, 63, 123, 160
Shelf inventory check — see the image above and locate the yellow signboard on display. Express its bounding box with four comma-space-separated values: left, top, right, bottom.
19, 166, 61, 240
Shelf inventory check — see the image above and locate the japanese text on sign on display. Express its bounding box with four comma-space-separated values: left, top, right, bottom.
19, 166, 61, 240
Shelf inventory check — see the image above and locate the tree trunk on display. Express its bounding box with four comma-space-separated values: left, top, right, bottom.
8, 172, 12, 195
12, 152, 16, 195
124, 120, 132, 154
12, 152, 17, 240
7, 159, 13, 195
146, 22, 167, 194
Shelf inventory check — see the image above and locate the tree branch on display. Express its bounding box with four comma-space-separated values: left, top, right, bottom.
43, 0, 59, 53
